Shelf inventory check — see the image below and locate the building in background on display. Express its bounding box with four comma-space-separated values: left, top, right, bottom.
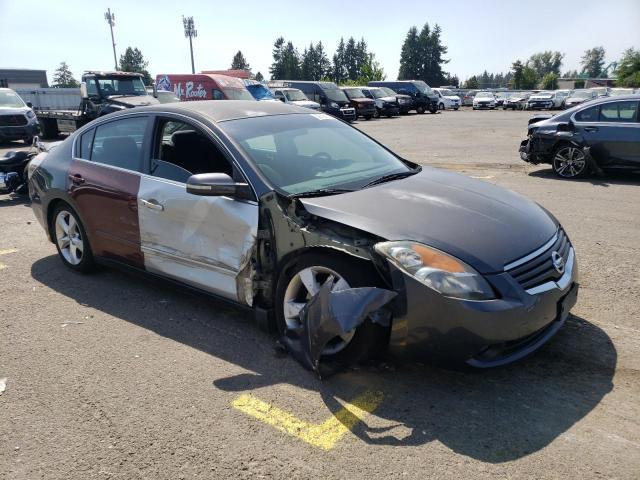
0, 69, 48, 88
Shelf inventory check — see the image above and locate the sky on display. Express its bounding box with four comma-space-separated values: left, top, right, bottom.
1, 0, 639, 84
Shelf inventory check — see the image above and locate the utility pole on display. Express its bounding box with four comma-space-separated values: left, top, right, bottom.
104, 8, 118, 70
183, 16, 197, 74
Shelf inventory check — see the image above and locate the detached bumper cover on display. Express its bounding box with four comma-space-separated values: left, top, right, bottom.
386, 252, 578, 365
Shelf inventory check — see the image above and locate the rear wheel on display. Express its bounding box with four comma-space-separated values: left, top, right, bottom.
416, 105, 426, 114
51, 204, 96, 272
552, 145, 587, 179
275, 253, 388, 365
439, 102, 445, 110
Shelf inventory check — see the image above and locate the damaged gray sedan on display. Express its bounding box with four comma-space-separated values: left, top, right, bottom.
29, 101, 578, 372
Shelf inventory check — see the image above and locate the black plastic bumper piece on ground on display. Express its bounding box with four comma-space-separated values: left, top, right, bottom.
279, 281, 396, 378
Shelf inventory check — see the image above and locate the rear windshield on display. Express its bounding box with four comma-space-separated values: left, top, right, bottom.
223, 88, 255, 100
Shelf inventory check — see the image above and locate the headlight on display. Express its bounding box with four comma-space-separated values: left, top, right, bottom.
375, 241, 496, 300
26, 110, 36, 119
330, 102, 339, 108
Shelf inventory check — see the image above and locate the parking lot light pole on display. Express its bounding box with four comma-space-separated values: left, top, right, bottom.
183, 16, 197, 74
104, 8, 118, 71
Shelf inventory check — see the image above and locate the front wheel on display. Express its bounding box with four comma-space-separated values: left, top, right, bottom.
552, 145, 587, 179
439, 102, 445, 110
51, 204, 96, 272
275, 253, 388, 365
373, 108, 381, 119
416, 105, 426, 114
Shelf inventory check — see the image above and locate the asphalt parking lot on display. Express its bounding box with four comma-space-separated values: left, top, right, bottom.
1, 108, 639, 479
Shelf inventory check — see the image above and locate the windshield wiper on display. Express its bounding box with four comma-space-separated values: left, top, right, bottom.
362, 169, 419, 188
289, 188, 354, 199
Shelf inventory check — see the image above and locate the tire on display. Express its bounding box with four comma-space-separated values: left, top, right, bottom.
364, 115, 373, 120
416, 105, 426, 114
439, 102, 445, 110
552, 145, 588, 179
51, 204, 96, 273
23, 136, 34, 145
275, 252, 388, 365
453, 106, 459, 111
373, 108, 381, 119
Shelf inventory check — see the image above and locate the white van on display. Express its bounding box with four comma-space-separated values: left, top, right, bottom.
433, 88, 461, 110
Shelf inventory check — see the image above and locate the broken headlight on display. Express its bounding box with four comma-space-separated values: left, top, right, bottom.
375, 241, 495, 301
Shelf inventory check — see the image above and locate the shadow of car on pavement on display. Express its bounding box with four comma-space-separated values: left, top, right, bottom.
31, 254, 615, 463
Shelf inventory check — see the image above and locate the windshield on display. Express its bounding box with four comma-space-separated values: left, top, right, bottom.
535, 91, 553, 96
324, 88, 349, 102
343, 88, 366, 99
476, 91, 494, 98
284, 89, 308, 101
223, 88, 255, 100
246, 84, 276, 100
223, 113, 412, 195
413, 81, 433, 95
97, 76, 147, 96
368, 88, 388, 99
610, 89, 634, 96
439, 89, 454, 96
380, 87, 397, 96
0, 90, 26, 108
572, 90, 592, 98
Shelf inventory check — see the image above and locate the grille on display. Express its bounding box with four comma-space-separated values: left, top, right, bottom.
505, 229, 571, 290
0, 115, 28, 127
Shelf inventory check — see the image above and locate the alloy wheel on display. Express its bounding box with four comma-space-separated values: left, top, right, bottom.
283, 265, 354, 355
55, 210, 84, 265
553, 147, 587, 178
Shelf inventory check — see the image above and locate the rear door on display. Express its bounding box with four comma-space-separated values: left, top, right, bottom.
68, 115, 150, 267
137, 115, 258, 303
597, 100, 640, 165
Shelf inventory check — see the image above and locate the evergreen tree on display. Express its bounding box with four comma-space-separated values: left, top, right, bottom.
511, 60, 524, 89
119, 47, 152, 85
314, 41, 331, 80
280, 41, 301, 79
52, 61, 79, 88
332, 38, 347, 83
423, 24, 448, 86
269, 37, 286, 79
344, 37, 359, 80
254, 71, 264, 82
398, 27, 420, 80
230, 50, 250, 70
464, 76, 479, 89
580, 47, 606, 78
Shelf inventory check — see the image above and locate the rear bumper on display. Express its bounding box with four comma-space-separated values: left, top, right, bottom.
386, 253, 579, 366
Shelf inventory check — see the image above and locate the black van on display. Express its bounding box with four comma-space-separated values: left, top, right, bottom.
368, 80, 439, 114
278, 81, 356, 122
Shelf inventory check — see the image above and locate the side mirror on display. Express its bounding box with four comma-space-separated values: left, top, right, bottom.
152, 83, 158, 98
279, 97, 285, 102
186, 173, 245, 197
80, 82, 88, 99
26, 102, 33, 108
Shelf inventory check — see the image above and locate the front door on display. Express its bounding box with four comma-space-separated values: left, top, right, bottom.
137, 116, 258, 303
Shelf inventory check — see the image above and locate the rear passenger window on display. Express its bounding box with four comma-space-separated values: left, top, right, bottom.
78, 128, 95, 160
212, 89, 225, 100
90, 116, 147, 171
575, 106, 599, 122
599, 101, 638, 122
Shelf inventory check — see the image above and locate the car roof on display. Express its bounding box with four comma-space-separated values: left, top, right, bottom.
119, 100, 310, 123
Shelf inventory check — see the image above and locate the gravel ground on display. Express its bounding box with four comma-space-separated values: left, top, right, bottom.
1, 108, 639, 479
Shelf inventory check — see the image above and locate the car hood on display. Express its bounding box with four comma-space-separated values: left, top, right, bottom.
300, 168, 558, 273
292, 100, 320, 108
474, 97, 494, 101
350, 98, 375, 106
379, 96, 398, 103
0, 106, 29, 115
107, 95, 160, 107
530, 95, 553, 100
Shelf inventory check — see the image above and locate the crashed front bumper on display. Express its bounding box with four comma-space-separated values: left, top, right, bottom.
385, 257, 578, 366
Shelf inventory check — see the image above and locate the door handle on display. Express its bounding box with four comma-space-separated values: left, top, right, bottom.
584, 126, 599, 132
140, 198, 164, 211
68, 174, 85, 185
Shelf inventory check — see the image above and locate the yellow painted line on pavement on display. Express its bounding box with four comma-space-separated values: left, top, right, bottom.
0, 248, 18, 270
232, 390, 384, 451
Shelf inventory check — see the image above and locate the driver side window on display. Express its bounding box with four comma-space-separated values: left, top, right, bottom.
150, 118, 233, 183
